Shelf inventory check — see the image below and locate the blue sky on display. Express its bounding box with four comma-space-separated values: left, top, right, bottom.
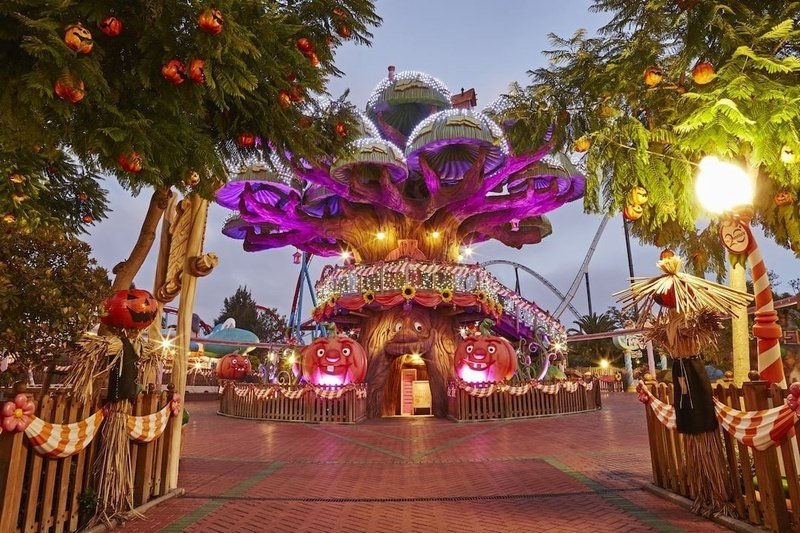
84, 0, 800, 328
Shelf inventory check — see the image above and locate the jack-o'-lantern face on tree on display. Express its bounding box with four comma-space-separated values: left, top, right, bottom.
301, 336, 367, 385
454, 334, 517, 382
217, 353, 252, 380
100, 289, 158, 330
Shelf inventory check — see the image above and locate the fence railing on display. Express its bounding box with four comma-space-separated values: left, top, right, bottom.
447, 379, 601, 422
218, 382, 367, 424
643, 379, 800, 532
0, 384, 176, 533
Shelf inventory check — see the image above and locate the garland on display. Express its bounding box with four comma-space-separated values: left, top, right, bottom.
446, 379, 593, 398
637, 381, 796, 451
222, 382, 368, 400
0, 393, 180, 458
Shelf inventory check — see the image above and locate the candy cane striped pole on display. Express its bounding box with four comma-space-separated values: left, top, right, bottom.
748, 242, 786, 387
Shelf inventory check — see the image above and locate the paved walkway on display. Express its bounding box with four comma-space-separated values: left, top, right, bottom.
118, 394, 727, 532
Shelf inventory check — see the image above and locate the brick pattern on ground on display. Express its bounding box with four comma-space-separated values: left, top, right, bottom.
117, 394, 728, 532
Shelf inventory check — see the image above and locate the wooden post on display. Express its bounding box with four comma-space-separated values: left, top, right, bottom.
0, 382, 29, 533
743, 379, 791, 531
165, 196, 211, 489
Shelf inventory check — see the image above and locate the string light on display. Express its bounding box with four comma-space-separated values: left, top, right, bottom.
366, 71, 452, 111
405, 109, 510, 157
376, 231, 386, 240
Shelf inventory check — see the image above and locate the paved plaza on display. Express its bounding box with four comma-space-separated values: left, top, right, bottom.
118, 394, 727, 532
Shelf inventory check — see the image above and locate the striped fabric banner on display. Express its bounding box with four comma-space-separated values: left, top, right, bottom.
126, 404, 171, 443
25, 410, 105, 459
713, 398, 795, 451
452, 380, 592, 398
636, 384, 677, 431
537, 383, 561, 395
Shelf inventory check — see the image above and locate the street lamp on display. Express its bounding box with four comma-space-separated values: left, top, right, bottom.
695, 156, 785, 386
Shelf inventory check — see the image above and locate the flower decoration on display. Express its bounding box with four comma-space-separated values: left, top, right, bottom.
475, 290, 487, 303
787, 383, 800, 416
439, 288, 453, 303
327, 294, 338, 307
170, 393, 183, 417
496, 303, 504, 316
402, 284, 416, 300
636, 381, 651, 404
363, 290, 375, 304
2, 393, 35, 432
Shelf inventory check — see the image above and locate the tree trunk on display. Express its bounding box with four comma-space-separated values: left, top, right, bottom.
359, 306, 458, 418
110, 187, 172, 292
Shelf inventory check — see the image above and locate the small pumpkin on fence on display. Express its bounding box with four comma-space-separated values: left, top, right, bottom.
300, 333, 368, 386
216, 353, 252, 380
454, 319, 517, 382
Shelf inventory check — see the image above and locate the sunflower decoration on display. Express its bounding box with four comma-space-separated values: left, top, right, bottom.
401, 284, 416, 300
439, 287, 453, 303
475, 290, 488, 304
327, 294, 339, 307
362, 290, 375, 305
495, 303, 504, 316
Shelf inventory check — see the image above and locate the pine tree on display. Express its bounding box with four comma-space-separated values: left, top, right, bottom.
0, 1, 380, 285
502, 1, 800, 279
215, 286, 287, 342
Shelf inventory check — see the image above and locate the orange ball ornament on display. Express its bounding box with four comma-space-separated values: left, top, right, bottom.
99, 16, 123, 37
573, 136, 590, 153
236, 132, 256, 148
117, 152, 143, 173
189, 59, 206, 83
335, 122, 347, 137
82, 214, 94, 224
297, 37, 314, 54
623, 203, 644, 221
692, 62, 716, 84
3, 213, 15, 224
278, 91, 291, 109
198, 9, 224, 34
65, 24, 93, 53
54, 75, 85, 103
643, 67, 663, 86
162, 59, 186, 85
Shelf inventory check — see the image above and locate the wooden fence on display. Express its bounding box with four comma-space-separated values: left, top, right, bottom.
218, 383, 367, 424
643, 379, 800, 532
448, 379, 602, 422
0, 384, 176, 533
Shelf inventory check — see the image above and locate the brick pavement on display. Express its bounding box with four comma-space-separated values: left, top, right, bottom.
115, 394, 729, 533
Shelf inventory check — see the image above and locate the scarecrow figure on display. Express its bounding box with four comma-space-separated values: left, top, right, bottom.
615, 252, 752, 517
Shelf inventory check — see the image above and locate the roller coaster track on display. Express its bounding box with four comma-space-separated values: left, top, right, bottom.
481, 214, 611, 323
480, 260, 582, 321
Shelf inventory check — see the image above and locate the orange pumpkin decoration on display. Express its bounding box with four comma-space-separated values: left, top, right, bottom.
623, 203, 644, 221
335, 122, 347, 138
162, 59, 186, 85
100, 289, 158, 329
54, 75, 85, 103
296, 37, 314, 54
336, 24, 351, 39
117, 152, 143, 173
236, 132, 256, 147
64, 24, 93, 53
774, 190, 793, 207
217, 354, 252, 380
288, 85, 304, 103
454, 334, 517, 382
659, 249, 675, 260
9, 174, 24, 184
99, 16, 123, 37
692, 62, 716, 84
82, 214, 94, 223
629, 186, 648, 206
301, 336, 368, 385
3, 213, 15, 224
781, 145, 797, 164
198, 9, 224, 34
189, 59, 206, 83
307, 53, 320, 67
643, 67, 663, 86
184, 170, 201, 187
278, 91, 291, 108
573, 136, 590, 153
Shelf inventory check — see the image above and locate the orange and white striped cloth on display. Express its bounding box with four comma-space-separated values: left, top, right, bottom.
25, 410, 105, 459
636, 382, 677, 431
460, 382, 497, 397
502, 383, 532, 396
536, 383, 561, 395
561, 382, 580, 393
126, 404, 171, 443
713, 398, 795, 451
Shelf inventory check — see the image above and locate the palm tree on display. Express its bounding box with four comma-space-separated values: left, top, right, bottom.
567, 312, 620, 368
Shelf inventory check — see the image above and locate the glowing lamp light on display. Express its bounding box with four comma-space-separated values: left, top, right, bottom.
376, 231, 386, 240
431, 231, 441, 239
341, 251, 352, 261
600, 359, 610, 369
462, 246, 473, 257
160, 338, 173, 350
695, 156, 754, 214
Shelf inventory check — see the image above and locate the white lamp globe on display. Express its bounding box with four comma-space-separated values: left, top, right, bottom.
695, 156, 754, 214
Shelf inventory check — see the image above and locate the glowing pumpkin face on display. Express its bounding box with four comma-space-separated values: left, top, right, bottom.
774, 191, 793, 207
692, 62, 716, 85
198, 9, 224, 34
623, 203, 644, 221
643, 67, 663, 86
99, 16, 122, 37
54, 75, 85, 103
629, 187, 648, 206
217, 354, 252, 380
301, 336, 367, 385
454, 335, 517, 383
65, 24, 93, 54
100, 289, 158, 329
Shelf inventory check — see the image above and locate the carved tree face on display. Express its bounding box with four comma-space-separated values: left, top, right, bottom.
454, 335, 517, 382
100, 289, 158, 330
217, 354, 252, 380
384, 310, 434, 358
301, 336, 367, 385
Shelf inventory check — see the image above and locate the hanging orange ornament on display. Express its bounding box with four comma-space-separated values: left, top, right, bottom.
278, 91, 291, 109
54, 75, 85, 103
774, 191, 793, 207
189, 59, 206, 83
117, 152, 143, 173
623, 204, 643, 221
99, 16, 122, 37
65, 24, 93, 53
297, 37, 314, 54
162, 60, 186, 85
198, 9, 224, 34
335, 122, 347, 137
3, 213, 15, 224
692, 62, 716, 84
236, 133, 256, 147
184, 170, 201, 187
573, 136, 590, 153
9, 174, 24, 184
82, 214, 94, 223
643, 67, 663, 86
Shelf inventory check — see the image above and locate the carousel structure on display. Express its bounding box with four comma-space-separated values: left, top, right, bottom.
216, 69, 585, 418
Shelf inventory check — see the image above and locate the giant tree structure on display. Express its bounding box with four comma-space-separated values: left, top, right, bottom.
218, 71, 584, 418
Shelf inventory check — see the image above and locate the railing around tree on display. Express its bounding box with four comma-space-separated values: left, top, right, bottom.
643, 379, 800, 532
0, 383, 176, 533
447, 379, 601, 422
218, 382, 367, 424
